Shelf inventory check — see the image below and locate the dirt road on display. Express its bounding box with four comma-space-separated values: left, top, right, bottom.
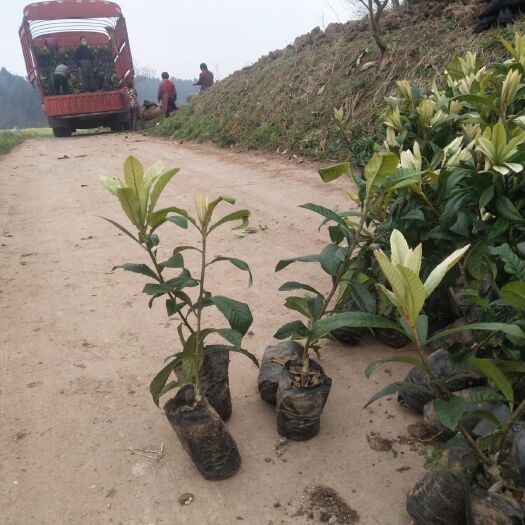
1, 134, 423, 525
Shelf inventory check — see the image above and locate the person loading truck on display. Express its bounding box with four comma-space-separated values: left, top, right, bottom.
194, 63, 214, 91
75, 36, 96, 92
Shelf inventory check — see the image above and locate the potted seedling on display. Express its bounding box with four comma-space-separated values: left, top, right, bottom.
270, 152, 401, 440
361, 229, 525, 523
100, 156, 258, 480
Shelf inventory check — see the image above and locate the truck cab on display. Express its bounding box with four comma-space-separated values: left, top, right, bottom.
19, 0, 135, 137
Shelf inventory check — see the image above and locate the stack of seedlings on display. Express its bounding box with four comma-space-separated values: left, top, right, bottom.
36, 45, 120, 95
309, 32, 525, 522
100, 157, 257, 479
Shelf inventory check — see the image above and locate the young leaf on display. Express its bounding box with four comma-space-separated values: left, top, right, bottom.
316, 312, 402, 339
500, 281, 525, 311
275, 254, 321, 272
207, 256, 253, 286
148, 167, 180, 214
124, 156, 147, 222
365, 355, 426, 379
364, 152, 399, 194
433, 397, 469, 431
150, 357, 182, 406
113, 263, 159, 281
210, 296, 253, 336
470, 358, 514, 406
279, 281, 323, 296
208, 209, 250, 233
100, 216, 140, 244
364, 381, 433, 408
318, 162, 352, 182
167, 215, 189, 229
274, 320, 310, 339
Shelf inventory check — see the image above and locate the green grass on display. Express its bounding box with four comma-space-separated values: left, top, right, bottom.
0, 128, 51, 156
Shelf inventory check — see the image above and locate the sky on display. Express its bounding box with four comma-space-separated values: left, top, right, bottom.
0, 0, 356, 81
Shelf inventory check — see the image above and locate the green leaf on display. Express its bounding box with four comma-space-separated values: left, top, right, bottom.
433, 397, 469, 431
215, 328, 242, 348
167, 215, 188, 229
490, 244, 525, 279
204, 344, 259, 368
318, 162, 352, 182
100, 216, 140, 244
279, 281, 323, 296
479, 185, 495, 209
347, 279, 376, 313
364, 381, 432, 408
210, 296, 253, 336
124, 156, 147, 222
275, 254, 321, 272
500, 281, 525, 311
429, 322, 525, 342
113, 263, 159, 281
165, 298, 185, 317
316, 312, 402, 339
284, 296, 313, 319
274, 320, 310, 339
300, 203, 351, 230
150, 357, 182, 406
159, 253, 185, 269
416, 314, 428, 344
364, 152, 399, 194
207, 256, 253, 286
148, 167, 180, 214
496, 196, 524, 222
320, 244, 346, 276
143, 271, 198, 295
208, 209, 250, 233
465, 390, 506, 403
365, 355, 426, 379
470, 358, 514, 406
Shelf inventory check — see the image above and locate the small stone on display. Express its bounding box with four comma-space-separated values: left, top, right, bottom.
177, 493, 194, 505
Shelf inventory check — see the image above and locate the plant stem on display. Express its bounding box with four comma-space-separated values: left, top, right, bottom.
458, 420, 493, 466
145, 245, 194, 334
193, 230, 207, 402
300, 198, 370, 386
498, 397, 525, 451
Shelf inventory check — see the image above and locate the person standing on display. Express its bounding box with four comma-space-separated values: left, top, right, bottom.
75, 36, 96, 92
194, 63, 214, 91
157, 72, 177, 117
121, 81, 139, 131
52, 63, 70, 95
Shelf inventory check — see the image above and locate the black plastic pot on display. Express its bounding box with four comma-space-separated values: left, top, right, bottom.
331, 326, 366, 345
257, 341, 304, 405
399, 349, 485, 414
375, 327, 409, 348
164, 387, 241, 480
466, 484, 525, 524
406, 448, 477, 525
202, 346, 232, 421
276, 359, 332, 441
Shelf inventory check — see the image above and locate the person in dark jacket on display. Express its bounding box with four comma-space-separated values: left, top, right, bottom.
75, 36, 96, 92
194, 63, 214, 91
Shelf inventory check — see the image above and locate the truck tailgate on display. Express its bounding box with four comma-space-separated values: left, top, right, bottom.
43, 91, 126, 117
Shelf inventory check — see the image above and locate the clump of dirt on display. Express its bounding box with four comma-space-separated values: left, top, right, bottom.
296, 485, 359, 524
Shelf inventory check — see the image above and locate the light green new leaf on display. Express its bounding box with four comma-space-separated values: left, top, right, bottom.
423, 244, 470, 297
318, 162, 352, 182
148, 167, 180, 216
98, 175, 121, 196
144, 160, 164, 193
390, 229, 410, 265
397, 265, 426, 321
116, 186, 142, 228
124, 156, 147, 224
364, 152, 399, 194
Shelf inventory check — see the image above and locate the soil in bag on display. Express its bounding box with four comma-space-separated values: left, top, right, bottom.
406, 448, 477, 525
258, 341, 304, 405
466, 483, 525, 524
276, 359, 332, 441
164, 386, 241, 480
202, 346, 232, 421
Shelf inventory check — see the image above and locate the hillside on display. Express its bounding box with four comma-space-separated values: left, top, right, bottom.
150, 0, 525, 163
0, 68, 46, 129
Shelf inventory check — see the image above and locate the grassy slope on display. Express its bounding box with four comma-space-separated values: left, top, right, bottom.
149, 4, 525, 163
0, 129, 51, 156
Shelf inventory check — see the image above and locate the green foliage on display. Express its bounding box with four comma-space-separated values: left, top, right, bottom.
100, 156, 257, 407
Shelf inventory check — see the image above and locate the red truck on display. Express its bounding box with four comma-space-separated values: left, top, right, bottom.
19, 0, 135, 137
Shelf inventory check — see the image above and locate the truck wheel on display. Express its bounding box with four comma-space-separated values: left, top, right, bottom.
52, 127, 72, 137
110, 122, 122, 132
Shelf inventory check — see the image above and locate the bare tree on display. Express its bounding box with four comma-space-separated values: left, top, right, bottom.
391, 0, 400, 9
356, 0, 390, 56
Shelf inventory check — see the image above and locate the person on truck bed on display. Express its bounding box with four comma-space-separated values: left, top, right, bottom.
75, 36, 96, 92
53, 64, 70, 95
121, 81, 139, 132
157, 72, 177, 117
194, 63, 214, 91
